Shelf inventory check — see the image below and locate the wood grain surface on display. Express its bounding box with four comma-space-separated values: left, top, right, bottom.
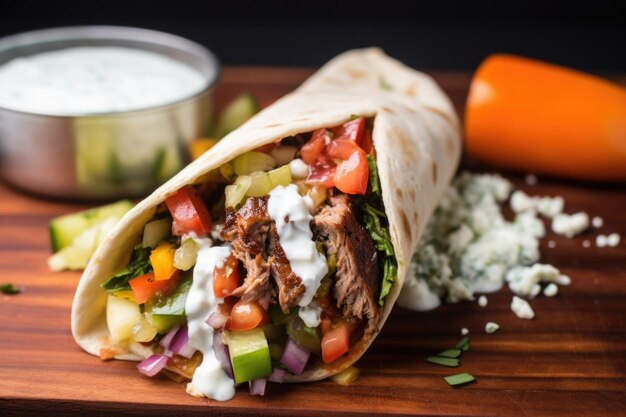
1, 67, 625, 417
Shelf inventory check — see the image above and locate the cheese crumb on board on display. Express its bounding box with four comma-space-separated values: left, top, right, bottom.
505, 263, 571, 298
478, 295, 488, 307
592, 216, 604, 228
511, 296, 535, 319
485, 322, 500, 334
607, 233, 621, 247
552, 212, 589, 238
461, 327, 469, 335
543, 283, 558, 297
510, 190, 564, 218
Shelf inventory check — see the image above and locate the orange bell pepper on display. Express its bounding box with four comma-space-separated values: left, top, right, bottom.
465, 54, 626, 181
150, 241, 177, 281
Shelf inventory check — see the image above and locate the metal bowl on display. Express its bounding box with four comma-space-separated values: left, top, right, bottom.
0, 26, 219, 200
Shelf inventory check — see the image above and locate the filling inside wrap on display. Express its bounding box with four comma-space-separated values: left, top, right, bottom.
100, 116, 397, 399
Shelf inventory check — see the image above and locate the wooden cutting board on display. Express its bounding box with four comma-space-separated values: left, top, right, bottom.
1, 67, 625, 417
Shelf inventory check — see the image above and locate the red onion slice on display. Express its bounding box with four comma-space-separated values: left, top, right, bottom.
268, 367, 287, 383
280, 338, 310, 375
212, 331, 233, 378
206, 311, 228, 329
249, 378, 267, 396
159, 326, 180, 350
137, 354, 168, 377
169, 325, 196, 359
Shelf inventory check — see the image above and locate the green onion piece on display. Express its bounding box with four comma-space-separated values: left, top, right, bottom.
461, 341, 470, 352
0, 283, 20, 294
437, 349, 462, 359
454, 336, 469, 349
444, 372, 476, 387
427, 356, 460, 367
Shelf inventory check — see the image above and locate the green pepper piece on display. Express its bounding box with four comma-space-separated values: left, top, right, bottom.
146, 272, 192, 333
226, 328, 272, 384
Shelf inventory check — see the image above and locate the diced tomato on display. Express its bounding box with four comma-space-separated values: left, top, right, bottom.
306, 164, 336, 188
332, 117, 365, 145
300, 121, 371, 194
334, 151, 368, 195
255, 143, 276, 153
227, 300, 269, 332
165, 186, 213, 237
360, 128, 374, 156
321, 324, 351, 363
213, 255, 241, 298
129, 272, 181, 304
300, 129, 331, 165
319, 318, 332, 336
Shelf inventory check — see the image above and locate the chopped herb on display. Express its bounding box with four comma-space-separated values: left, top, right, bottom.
427, 356, 460, 367
461, 341, 470, 352
354, 155, 398, 306
1, 283, 20, 294
485, 322, 500, 334
379, 77, 393, 91
454, 336, 469, 349
436, 349, 462, 359
444, 372, 476, 387
101, 244, 152, 292
348, 114, 361, 120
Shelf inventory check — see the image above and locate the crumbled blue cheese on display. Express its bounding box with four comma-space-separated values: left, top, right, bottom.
551, 212, 589, 238
591, 216, 604, 229
510, 190, 564, 218
543, 283, 558, 297
607, 233, 621, 247
461, 327, 469, 335
505, 263, 570, 298
399, 173, 544, 310
485, 322, 500, 334
511, 296, 535, 319
478, 295, 488, 307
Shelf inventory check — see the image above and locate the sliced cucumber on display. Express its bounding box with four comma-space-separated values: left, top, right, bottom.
47, 216, 119, 271
106, 294, 142, 343
214, 93, 259, 139
49, 200, 134, 252
142, 218, 172, 248
232, 151, 276, 176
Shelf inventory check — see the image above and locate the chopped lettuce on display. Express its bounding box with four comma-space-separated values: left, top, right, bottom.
355, 155, 397, 305
101, 244, 152, 292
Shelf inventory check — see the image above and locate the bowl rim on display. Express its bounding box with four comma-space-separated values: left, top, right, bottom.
0, 25, 221, 119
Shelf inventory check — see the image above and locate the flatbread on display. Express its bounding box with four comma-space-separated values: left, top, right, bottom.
71, 48, 461, 382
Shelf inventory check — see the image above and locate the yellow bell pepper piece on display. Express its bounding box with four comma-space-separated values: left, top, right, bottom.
150, 241, 177, 281
189, 138, 219, 161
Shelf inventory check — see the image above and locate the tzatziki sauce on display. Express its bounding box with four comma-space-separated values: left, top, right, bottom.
0, 47, 206, 115
184, 240, 235, 401
267, 184, 328, 307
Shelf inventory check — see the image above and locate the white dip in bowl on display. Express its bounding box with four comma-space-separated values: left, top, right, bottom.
0, 46, 208, 115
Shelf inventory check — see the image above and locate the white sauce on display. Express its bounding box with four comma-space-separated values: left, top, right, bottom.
298, 304, 322, 327
267, 184, 328, 307
0, 47, 206, 115
185, 241, 235, 401
511, 296, 535, 319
